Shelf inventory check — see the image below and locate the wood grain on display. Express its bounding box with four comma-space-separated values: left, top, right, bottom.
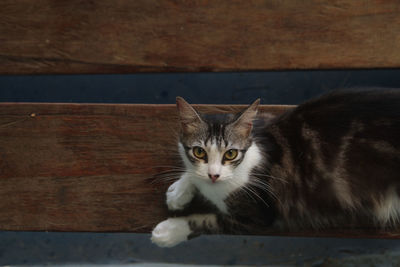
1, 102, 400, 239
1, 0, 400, 74
0, 103, 289, 232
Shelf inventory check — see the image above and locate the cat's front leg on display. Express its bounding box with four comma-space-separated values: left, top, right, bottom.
151, 214, 218, 247
166, 174, 195, 211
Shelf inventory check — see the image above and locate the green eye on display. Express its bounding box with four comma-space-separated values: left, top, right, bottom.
224, 149, 238, 161
193, 146, 206, 159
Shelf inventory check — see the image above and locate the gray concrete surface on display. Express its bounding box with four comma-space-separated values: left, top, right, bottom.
2, 232, 400, 266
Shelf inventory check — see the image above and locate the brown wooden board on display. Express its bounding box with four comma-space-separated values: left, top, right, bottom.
1, 103, 400, 239
0, 103, 288, 232
1, 1, 400, 74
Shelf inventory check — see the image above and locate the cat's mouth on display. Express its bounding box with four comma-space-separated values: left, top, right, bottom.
210, 176, 219, 183
207, 176, 229, 184
197, 175, 223, 184
195, 173, 228, 184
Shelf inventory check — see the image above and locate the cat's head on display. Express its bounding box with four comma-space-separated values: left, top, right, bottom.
176, 97, 260, 184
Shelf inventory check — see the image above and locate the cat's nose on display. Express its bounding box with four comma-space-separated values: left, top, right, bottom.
208, 174, 220, 183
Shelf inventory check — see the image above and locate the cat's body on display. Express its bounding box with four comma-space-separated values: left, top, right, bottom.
152, 88, 400, 247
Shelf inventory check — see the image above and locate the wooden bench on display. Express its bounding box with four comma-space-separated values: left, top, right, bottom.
1, 0, 399, 238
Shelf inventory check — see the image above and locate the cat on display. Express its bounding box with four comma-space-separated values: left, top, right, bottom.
151, 88, 400, 248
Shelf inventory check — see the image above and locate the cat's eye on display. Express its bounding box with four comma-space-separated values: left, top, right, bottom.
224, 149, 238, 161
193, 146, 206, 159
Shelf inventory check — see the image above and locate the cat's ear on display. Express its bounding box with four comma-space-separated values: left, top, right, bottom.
176, 96, 204, 135
231, 99, 260, 138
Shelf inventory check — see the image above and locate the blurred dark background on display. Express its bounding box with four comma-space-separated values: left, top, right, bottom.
1, 70, 400, 266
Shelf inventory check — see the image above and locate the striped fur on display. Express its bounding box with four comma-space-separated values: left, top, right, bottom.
152, 89, 400, 247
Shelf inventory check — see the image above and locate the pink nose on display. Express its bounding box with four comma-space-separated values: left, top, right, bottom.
208, 174, 220, 183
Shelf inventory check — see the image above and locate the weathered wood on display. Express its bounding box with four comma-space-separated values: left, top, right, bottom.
0, 103, 288, 232
1, 0, 400, 74
2, 102, 400, 239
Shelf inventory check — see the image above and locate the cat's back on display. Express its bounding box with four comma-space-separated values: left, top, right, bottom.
273, 88, 399, 148
295, 88, 399, 123
264, 88, 400, 223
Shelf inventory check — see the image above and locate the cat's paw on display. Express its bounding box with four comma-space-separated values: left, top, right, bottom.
151, 218, 192, 248
166, 180, 194, 211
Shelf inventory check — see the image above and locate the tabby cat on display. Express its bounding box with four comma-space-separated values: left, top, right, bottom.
151, 88, 400, 247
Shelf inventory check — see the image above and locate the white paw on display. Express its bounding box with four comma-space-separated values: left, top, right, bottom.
151, 218, 192, 248
166, 180, 194, 210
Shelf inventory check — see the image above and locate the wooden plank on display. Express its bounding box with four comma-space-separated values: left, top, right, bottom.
1, 0, 400, 74
1, 102, 400, 239
0, 103, 288, 232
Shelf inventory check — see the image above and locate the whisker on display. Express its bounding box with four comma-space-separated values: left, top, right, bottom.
153, 169, 184, 175
228, 179, 270, 208
153, 174, 181, 180
153, 165, 185, 169
152, 167, 199, 179
229, 180, 258, 204
250, 181, 277, 200
249, 178, 283, 207
150, 174, 180, 184
246, 185, 270, 207
250, 172, 288, 183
